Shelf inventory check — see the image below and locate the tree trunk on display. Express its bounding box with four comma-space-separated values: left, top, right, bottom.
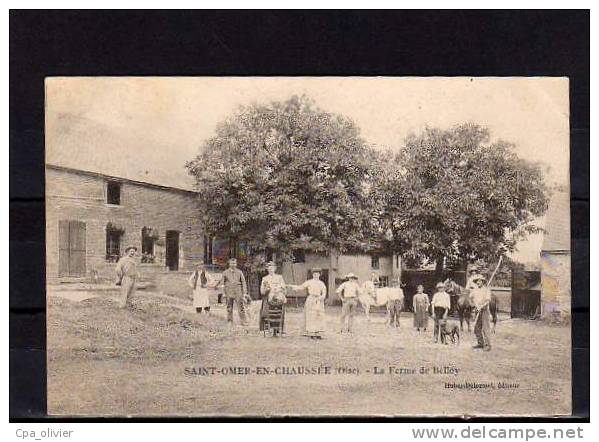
434, 255, 444, 281
457, 258, 468, 286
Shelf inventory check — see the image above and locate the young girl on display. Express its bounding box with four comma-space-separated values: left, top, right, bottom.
412, 285, 430, 332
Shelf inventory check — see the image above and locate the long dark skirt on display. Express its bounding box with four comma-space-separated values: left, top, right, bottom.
413, 305, 429, 329
259, 296, 286, 332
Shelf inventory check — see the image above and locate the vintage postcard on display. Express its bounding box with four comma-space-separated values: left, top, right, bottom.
45, 77, 571, 417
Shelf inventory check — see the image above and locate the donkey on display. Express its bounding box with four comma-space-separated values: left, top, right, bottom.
444, 279, 473, 332
445, 278, 498, 333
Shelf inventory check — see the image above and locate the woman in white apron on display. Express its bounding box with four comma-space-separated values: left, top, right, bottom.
189, 263, 211, 313
300, 268, 327, 339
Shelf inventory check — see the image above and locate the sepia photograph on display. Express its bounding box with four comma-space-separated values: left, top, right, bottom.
45, 77, 571, 417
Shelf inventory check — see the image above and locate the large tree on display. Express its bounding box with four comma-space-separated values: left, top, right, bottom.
377, 123, 550, 273
186, 95, 382, 270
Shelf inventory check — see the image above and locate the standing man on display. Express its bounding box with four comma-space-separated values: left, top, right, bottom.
431, 282, 451, 343
222, 258, 249, 326
336, 273, 361, 333
385, 281, 404, 327
466, 267, 483, 291
115, 245, 139, 309
470, 275, 492, 352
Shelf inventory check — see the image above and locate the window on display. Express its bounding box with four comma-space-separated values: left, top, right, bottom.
106, 230, 122, 262
106, 222, 125, 262
292, 249, 305, 263
106, 181, 121, 205
141, 227, 158, 263
379, 276, 389, 287
371, 255, 380, 269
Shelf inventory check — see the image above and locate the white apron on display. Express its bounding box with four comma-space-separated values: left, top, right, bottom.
189, 271, 221, 308
192, 287, 211, 308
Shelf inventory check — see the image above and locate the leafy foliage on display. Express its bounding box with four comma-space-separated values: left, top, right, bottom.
377, 123, 550, 268
188, 96, 550, 273
186, 95, 381, 270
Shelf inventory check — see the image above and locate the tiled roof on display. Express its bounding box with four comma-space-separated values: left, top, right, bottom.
541, 190, 571, 252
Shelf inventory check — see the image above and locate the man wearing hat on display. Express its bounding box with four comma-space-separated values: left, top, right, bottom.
222, 258, 249, 326
431, 282, 451, 343
115, 245, 139, 308
335, 273, 361, 333
470, 275, 492, 351
466, 266, 484, 292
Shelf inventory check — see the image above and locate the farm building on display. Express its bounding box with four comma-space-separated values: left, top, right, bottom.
46, 162, 400, 301
511, 265, 541, 319
281, 251, 402, 304
45, 164, 206, 288
540, 190, 571, 322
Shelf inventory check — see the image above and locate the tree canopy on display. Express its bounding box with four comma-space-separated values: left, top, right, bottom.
186, 95, 381, 270
377, 123, 550, 270
188, 96, 550, 273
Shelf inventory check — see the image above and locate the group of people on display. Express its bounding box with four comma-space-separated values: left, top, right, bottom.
116, 250, 492, 350
421, 277, 493, 351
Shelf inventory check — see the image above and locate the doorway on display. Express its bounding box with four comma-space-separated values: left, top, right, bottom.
165, 230, 180, 271
58, 220, 86, 277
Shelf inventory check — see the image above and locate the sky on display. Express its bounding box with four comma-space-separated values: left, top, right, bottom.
45, 77, 570, 263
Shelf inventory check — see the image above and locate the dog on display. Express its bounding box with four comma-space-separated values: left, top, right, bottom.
439, 319, 460, 345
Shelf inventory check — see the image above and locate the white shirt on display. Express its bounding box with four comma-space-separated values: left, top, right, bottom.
336, 280, 361, 298
260, 274, 286, 302
301, 278, 327, 298
431, 290, 451, 310
470, 286, 491, 310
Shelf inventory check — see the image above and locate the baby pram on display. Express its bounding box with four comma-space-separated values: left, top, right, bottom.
261, 293, 286, 337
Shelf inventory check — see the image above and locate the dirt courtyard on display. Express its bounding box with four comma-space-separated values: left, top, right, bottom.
47, 290, 572, 417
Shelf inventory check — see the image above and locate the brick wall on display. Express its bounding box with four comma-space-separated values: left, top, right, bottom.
46, 166, 205, 282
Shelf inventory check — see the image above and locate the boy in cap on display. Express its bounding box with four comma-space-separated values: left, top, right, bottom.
336, 273, 361, 333
222, 258, 249, 326
470, 275, 492, 351
115, 245, 139, 308
431, 282, 451, 343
